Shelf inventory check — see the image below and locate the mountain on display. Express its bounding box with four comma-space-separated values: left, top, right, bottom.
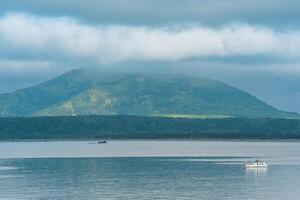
0, 69, 297, 118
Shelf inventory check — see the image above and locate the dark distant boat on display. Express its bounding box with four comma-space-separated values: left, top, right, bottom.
97, 141, 107, 144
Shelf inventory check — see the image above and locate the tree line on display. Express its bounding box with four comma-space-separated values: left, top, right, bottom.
0, 115, 300, 140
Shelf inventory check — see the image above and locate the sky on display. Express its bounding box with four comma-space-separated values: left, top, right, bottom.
0, 0, 300, 113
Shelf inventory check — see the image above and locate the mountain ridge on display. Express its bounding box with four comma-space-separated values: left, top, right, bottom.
0, 69, 298, 118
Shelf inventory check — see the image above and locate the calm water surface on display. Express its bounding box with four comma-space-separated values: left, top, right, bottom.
0, 141, 299, 199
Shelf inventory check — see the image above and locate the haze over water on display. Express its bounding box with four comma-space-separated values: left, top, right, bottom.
0, 141, 300, 199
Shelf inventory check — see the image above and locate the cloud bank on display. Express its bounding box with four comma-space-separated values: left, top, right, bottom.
1, 13, 300, 64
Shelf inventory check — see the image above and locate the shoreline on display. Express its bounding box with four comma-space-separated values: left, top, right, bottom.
1, 138, 300, 142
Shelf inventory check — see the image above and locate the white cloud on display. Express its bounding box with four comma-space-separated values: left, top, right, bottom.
1, 13, 300, 64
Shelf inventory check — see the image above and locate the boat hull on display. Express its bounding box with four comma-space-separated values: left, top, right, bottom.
244, 160, 268, 168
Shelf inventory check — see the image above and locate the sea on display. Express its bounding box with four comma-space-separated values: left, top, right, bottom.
0, 140, 299, 199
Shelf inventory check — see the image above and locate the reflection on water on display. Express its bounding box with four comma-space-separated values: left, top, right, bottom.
245, 167, 268, 176
0, 166, 18, 171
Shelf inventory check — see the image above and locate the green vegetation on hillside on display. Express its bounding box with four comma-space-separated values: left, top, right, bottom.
0, 115, 300, 140
0, 69, 298, 118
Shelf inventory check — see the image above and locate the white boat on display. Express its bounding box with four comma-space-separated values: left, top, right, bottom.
244, 160, 268, 168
